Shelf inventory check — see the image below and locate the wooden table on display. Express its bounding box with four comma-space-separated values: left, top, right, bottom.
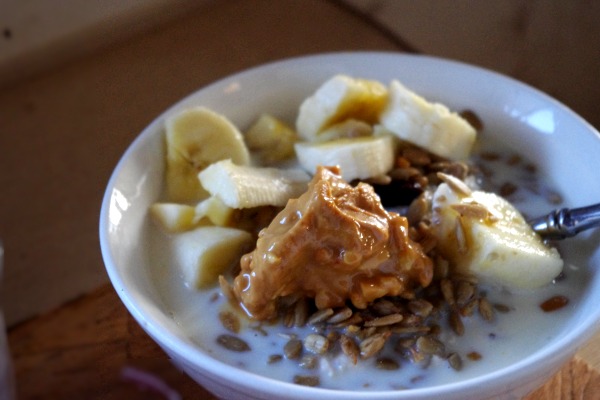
3, 1, 600, 398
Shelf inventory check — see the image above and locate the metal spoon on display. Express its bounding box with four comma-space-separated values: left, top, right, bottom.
528, 203, 600, 240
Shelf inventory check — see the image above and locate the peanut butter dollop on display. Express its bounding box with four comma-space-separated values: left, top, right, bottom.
233, 166, 433, 320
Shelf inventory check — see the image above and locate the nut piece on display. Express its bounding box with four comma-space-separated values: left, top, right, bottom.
293, 375, 320, 387
304, 334, 330, 355
376, 357, 400, 370
364, 313, 404, 327
327, 306, 353, 324
447, 352, 463, 371
437, 172, 472, 197
416, 335, 446, 357
219, 310, 241, 333
216, 334, 250, 352
340, 335, 360, 365
307, 308, 334, 325
360, 331, 391, 359
284, 338, 303, 359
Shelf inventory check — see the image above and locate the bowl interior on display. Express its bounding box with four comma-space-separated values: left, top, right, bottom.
100, 52, 600, 399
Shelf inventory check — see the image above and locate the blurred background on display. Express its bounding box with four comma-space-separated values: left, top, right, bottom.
1, 0, 599, 329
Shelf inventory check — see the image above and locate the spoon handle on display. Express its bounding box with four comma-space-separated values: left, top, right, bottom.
529, 203, 600, 240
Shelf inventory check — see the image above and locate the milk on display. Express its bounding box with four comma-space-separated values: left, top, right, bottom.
147, 137, 585, 390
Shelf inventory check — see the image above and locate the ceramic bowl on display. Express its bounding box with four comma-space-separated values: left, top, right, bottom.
99, 52, 600, 399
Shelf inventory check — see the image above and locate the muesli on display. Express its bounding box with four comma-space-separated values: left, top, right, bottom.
148, 75, 576, 390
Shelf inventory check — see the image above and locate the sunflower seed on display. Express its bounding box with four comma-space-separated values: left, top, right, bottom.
249, 322, 268, 337
460, 298, 478, 317
399, 314, 423, 327
360, 332, 391, 359
478, 297, 495, 321
332, 312, 363, 328
407, 193, 430, 226
372, 299, 403, 316
493, 303, 512, 313
299, 354, 319, 369
293, 375, 320, 387
376, 357, 400, 370
449, 310, 465, 336
364, 174, 392, 185
219, 310, 241, 333
389, 167, 421, 180
440, 279, 455, 306
364, 313, 404, 327
455, 281, 475, 306
408, 299, 433, 318
294, 298, 309, 327
451, 203, 490, 220
437, 172, 472, 196
440, 162, 470, 180
304, 334, 329, 355
340, 335, 359, 365
447, 352, 463, 371
391, 326, 431, 335
327, 307, 353, 324
216, 334, 250, 352
454, 217, 468, 254
416, 335, 446, 357
402, 147, 431, 166
284, 338, 303, 359
267, 354, 283, 364
395, 337, 416, 351
434, 257, 450, 280
479, 151, 500, 161
283, 308, 296, 328
307, 308, 334, 325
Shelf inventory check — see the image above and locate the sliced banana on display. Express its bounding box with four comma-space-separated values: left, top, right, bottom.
194, 196, 236, 227
169, 226, 253, 289
314, 119, 373, 142
296, 75, 388, 141
150, 203, 199, 232
294, 135, 395, 182
431, 176, 563, 289
198, 159, 310, 208
165, 106, 251, 202
245, 113, 297, 165
380, 80, 476, 160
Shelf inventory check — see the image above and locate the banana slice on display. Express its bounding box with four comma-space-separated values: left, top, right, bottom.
431, 175, 563, 289
296, 75, 388, 141
198, 159, 310, 208
169, 226, 253, 288
194, 196, 236, 226
150, 196, 237, 233
245, 114, 297, 165
380, 80, 476, 160
165, 106, 251, 202
294, 135, 395, 182
150, 203, 199, 232
315, 119, 373, 142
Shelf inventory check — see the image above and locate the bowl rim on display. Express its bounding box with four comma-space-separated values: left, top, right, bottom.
99, 51, 600, 398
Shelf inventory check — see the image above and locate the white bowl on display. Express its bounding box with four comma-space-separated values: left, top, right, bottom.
100, 52, 600, 399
